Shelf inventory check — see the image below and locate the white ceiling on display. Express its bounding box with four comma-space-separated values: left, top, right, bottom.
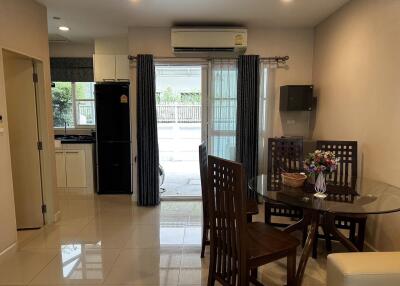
37, 0, 349, 42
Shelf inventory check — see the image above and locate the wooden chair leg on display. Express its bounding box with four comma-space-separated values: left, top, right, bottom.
349, 221, 356, 244
247, 214, 253, 223
250, 268, 258, 279
264, 202, 272, 225
357, 219, 366, 251
207, 249, 216, 286
323, 227, 332, 253
249, 268, 263, 286
302, 225, 308, 248
201, 226, 207, 258
287, 252, 296, 286
312, 229, 318, 259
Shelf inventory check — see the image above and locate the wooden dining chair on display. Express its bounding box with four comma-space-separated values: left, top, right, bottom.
313, 140, 367, 258
199, 142, 259, 258
207, 155, 299, 286
265, 137, 304, 227
199, 142, 210, 258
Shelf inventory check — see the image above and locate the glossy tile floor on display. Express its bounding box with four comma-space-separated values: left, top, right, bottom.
0, 190, 328, 285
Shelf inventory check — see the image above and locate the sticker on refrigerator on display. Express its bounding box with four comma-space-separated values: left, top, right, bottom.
120, 94, 128, 104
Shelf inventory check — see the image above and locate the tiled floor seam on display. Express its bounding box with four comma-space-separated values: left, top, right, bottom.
26, 251, 59, 285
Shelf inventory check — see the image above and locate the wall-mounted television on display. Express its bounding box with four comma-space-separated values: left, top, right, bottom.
280, 85, 314, 111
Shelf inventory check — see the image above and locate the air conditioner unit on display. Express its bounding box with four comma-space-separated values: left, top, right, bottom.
171, 28, 247, 56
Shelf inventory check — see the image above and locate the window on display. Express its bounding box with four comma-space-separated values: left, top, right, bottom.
52, 82, 95, 128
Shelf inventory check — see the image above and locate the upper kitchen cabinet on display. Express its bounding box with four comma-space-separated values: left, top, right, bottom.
94, 54, 130, 82
115, 55, 130, 81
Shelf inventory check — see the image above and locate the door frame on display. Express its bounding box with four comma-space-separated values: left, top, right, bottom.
154, 60, 208, 200
32, 60, 46, 225
2, 50, 45, 228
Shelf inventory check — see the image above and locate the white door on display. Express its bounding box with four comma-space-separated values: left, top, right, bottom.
65, 150, 87, 188
115, 55, 130, 81
94, 54, 116, 81
3, 51, 44, 229
55, 151, 67, 188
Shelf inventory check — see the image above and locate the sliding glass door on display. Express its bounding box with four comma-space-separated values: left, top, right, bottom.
155, 63, 208, 199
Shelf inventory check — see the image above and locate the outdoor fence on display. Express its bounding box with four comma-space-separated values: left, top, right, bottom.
157, 104, 201, 123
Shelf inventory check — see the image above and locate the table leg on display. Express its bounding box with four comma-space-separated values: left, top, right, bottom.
326, 213, 359, 252
295, 210, 319, 286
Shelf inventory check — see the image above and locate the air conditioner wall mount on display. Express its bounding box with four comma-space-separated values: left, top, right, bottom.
171, 28, 247, 56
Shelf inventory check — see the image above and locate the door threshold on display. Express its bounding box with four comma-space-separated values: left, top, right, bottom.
161, 196, 202, 201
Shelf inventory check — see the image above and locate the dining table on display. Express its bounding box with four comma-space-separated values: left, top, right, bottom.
249, 175, 400, 286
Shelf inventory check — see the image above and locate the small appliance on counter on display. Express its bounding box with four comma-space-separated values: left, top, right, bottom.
95, 82, 132, 194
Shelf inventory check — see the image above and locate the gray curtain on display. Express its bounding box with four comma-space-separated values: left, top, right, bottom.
137, 54, 160, 206
50, 58, 93, 82
236, 55, 260, 198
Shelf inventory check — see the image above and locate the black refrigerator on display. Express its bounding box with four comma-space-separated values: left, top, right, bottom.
95, 82, 132, 194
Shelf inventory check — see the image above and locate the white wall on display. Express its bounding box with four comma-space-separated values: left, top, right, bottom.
313, 0, 400, 251
0, 0, 57, 254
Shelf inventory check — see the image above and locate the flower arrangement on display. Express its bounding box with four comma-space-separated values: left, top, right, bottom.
304, 150, 339, 174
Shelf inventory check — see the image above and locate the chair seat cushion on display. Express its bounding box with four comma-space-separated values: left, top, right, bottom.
247, 222, 299, 266
327, 252, 400, 286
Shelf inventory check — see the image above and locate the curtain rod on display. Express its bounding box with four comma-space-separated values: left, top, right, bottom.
127, 55, 289, 63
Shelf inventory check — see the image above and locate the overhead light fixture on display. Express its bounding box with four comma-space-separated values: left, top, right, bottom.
281, 0, 293, 3
58, 26, 70, 31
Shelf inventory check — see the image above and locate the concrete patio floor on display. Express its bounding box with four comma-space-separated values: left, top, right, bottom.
158, 123, 202, 198
160, 160, 201, 198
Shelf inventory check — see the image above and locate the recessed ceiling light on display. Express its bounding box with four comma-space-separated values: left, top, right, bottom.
282, 0, 293, 3
58, 26, 70, 31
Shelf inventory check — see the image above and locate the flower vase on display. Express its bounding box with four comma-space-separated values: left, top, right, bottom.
314, 173, 327, 198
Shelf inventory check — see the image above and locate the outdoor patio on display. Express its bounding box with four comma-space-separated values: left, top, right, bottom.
158, 122, 202, 198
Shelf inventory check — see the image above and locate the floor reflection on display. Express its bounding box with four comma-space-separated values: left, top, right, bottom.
61, 242, 103, 280
0, 193, 328, 286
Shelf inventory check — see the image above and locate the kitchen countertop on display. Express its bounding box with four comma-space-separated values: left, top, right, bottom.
55, 135, 96, 144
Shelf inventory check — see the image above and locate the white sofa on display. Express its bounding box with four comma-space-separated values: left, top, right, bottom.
327, 252, 400, 286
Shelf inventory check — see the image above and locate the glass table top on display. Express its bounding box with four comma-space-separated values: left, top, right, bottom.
250, 175, 400, 215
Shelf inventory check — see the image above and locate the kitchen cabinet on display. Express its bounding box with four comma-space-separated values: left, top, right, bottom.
115, 55, 130, 81
94, 54, 129, 82
55, 151, 66, 188
65, 150, 87, 188
55, 144, 94, 192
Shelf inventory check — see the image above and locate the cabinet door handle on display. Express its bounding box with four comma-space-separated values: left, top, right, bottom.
117, 78, 129, 81
66, 151, 80, 154
103, 79, 114, 82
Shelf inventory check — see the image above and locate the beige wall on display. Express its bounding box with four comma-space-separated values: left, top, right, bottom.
0, 0, 57, 254
129, 27, 314, 138
313, 0, 400, 251
95, 36, 128, 55
128, 27, 314, 199
49, 42, 94, 58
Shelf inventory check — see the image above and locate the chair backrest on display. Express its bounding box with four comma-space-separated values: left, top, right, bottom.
316, 140, 357, 190
267, 137, 304, 191
208, 155, 247, 286
199, 142, 209, 226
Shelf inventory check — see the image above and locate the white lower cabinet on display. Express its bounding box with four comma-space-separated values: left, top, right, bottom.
55, 151, 67, 188
55, 144, 94, 192
65, 150, 87, 188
